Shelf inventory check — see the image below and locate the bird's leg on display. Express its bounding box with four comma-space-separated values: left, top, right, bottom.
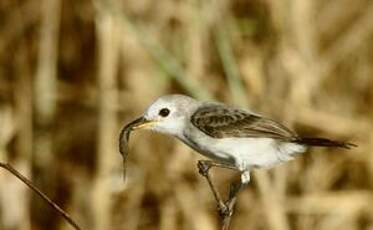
197, 160, 237, 217
225, 182, 243, 212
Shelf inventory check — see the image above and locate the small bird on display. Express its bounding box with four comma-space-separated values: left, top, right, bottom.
123, 94, 355, 216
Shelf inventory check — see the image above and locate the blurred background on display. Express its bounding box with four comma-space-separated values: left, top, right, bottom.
0, 0, 372, 229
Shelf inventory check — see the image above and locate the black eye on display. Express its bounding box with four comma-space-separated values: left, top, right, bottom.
159, 108, 170, 117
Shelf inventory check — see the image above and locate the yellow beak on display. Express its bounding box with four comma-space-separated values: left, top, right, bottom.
132, 119, 157, 130
128, 117, 158, 130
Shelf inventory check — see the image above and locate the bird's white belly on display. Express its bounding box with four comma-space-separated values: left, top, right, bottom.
183, 132, 306, 170
205, 138, 280, 168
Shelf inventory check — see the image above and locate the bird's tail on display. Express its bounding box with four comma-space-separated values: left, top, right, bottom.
292, 137, 357, 149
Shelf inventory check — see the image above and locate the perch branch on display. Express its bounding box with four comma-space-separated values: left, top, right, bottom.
222, 197, 237, 230
197, 160, 241, 230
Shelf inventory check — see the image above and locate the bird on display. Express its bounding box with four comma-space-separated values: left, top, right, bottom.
122, 94, 356, 217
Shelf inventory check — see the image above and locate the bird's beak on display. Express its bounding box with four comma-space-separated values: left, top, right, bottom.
130, 116, 157, 130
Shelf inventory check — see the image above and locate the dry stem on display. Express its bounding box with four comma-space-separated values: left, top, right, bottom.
0, 162, 82, 230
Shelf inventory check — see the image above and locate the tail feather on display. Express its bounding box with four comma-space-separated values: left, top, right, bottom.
292, 137, 357, 149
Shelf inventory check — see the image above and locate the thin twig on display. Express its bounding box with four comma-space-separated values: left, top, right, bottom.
197, 160, 240, 230
0, 162, 82, 230
222, 198, 237, 230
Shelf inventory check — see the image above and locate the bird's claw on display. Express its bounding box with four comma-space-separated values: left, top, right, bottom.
217, 202, 233, 218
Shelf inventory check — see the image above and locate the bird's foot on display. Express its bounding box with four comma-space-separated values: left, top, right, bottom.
197, 161, 211, 177
217, 202, 233, 218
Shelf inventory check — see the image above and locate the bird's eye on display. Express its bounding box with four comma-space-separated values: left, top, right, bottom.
159, 108, 170, 117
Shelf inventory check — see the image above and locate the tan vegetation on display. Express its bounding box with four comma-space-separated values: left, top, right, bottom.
0, 0, 372, 229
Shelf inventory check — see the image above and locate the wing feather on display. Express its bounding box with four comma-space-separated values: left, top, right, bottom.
190, 104, 297, 140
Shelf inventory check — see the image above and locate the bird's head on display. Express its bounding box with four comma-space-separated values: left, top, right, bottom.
129, 94, 200, 137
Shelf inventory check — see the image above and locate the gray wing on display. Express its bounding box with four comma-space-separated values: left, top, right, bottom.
190, 104, 297, 140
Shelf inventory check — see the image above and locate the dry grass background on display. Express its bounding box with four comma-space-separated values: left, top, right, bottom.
0, 0, 372, 229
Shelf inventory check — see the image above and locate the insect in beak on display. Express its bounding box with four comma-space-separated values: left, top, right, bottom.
118, 116, 158, 181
